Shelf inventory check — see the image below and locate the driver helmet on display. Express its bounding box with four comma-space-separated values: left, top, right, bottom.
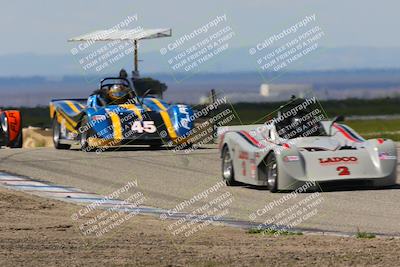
107, 84, 131, 104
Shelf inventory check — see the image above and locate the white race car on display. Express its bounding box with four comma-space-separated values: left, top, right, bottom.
218, 101, 398, 192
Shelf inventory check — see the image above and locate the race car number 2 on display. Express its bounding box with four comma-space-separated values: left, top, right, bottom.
337, 166, 350, 176
131, 121, 157, 133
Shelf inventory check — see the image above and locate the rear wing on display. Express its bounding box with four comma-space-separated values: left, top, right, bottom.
50, 98, 87, 104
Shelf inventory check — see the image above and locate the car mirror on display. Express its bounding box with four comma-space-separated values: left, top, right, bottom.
329, 115, 345, 135
332, 115, 345, 123
142, 89, 152, 98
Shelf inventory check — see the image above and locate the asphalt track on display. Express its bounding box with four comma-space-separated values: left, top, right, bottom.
0, 145, 399, 235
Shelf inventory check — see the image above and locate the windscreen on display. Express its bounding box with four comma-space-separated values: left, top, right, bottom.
275, 99, 327, 139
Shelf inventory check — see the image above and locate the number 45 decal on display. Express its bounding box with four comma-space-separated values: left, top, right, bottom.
131, 121, 157, 133
337, 166, 350, 176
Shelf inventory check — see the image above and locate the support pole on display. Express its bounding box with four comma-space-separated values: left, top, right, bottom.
134, 40, 138, 72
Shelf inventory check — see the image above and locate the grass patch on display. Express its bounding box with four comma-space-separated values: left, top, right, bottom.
346, 119, 400, 141
34, 140, 47, 148
360, 132, 400, 141
226, 98, 400, 125
227, 101, 400, 141
356, 230, 376, 239
346, 119, 400, 133
248, 228, 303, 236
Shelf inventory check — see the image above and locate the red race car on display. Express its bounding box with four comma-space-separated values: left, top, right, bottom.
0, 109, 23, 148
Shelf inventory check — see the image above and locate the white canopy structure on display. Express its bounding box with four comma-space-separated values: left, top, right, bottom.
68, 28, 171, 42
68, 28, 172, 72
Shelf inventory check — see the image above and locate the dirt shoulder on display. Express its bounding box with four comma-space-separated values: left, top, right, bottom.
22, 127, 52, 148
0, 187, 399, 267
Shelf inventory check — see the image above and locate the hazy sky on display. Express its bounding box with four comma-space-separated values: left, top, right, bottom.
1, 0, 399, 55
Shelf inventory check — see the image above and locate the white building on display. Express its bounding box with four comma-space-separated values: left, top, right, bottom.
260, 83, 312, 100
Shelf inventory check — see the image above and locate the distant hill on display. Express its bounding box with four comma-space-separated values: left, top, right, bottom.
1, 69, 400, 106
1, 47, 400, 76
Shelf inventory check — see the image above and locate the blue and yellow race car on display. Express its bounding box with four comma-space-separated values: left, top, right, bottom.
49, 77, 194, 151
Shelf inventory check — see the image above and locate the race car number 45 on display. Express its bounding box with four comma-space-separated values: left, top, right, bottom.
131, 121, 157, 133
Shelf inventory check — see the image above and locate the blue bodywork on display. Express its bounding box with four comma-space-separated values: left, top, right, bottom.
50, 92, 195, 145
